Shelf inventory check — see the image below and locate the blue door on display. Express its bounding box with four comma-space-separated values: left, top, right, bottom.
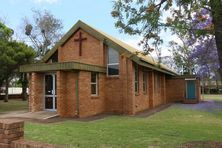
186, 80, 196, 99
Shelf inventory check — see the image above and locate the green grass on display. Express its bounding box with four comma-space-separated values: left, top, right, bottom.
25, 95, 222, 148
0, 99, 28, 114
202, 94, 222, 101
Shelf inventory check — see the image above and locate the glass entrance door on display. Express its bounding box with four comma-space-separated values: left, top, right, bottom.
45, 74, 57, 111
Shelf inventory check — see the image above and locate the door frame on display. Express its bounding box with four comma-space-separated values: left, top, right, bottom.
44, 73, 57, 111
185, 79, 196, 99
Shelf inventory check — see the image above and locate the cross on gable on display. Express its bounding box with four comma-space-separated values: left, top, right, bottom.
74, 32, 87, 56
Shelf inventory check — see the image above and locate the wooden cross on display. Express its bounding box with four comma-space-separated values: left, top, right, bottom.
74, 32, 87, 56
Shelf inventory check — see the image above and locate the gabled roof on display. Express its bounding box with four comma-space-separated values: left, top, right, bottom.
43, 20, 177, 76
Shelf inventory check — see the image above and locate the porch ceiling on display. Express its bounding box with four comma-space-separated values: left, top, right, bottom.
19, 61, 106, 73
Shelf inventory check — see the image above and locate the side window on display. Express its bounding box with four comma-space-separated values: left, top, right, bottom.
155, 73, 161, 93
91, 72, 98, 96
135, 63, 139, 94
143, 71, 148, 94
107, 47, 119, 76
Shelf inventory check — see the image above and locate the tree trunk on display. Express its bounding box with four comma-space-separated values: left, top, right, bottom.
210, 0, 222, 80
21, 73, 28, 101
4, 77, 9, 102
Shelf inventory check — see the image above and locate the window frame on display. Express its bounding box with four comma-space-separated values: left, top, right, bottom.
91, 72, 98, 96
143, 71, 148, 94
155, 73, 161, 94
134, 63, 139, 94
107, 47, 119, 77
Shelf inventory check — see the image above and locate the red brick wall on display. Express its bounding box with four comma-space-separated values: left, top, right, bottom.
166, 77, 201, 103
134, 65, 149, 113
121, 58, 134, 115
58, 29, 105, 66
78, 71, 106, 118
29, 73, 44, 112
132, 67, 167, 114
57, 71, 77, 117
153, 72, 165, 107
166, 78, 185, 103
104, 56, 135, 115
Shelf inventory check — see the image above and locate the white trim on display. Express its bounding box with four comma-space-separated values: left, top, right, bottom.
91, 72, 98, 96
107, 47, 119, 77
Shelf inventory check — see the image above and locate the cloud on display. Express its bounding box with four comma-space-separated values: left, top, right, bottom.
32, 0, 59, 4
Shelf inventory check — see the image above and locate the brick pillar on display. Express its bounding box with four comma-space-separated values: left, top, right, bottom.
29, 73, 44, 112
57, 71, 67, 117
0, 119, 24, 148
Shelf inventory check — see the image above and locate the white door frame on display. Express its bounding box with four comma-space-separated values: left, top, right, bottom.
44, 73, 57, 111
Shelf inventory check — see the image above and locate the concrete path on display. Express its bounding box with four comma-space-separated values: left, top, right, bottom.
0, 111, 58, 120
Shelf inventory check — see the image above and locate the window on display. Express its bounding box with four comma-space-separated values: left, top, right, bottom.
107, 47, 119, 76
47, 51, 58, 63
135, 63, 139, 94
91, 72, 98, 96
143, 71, 148, 94
155, 73, 161, 93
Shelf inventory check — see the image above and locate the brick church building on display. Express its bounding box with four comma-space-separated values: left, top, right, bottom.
20, 20, 201, 118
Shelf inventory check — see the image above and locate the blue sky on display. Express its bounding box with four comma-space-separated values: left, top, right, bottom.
0, 0, 175, 56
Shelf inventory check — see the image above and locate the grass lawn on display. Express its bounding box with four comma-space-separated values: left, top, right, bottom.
0, 99, 28, 114
25, 95, 222, 148
202, 94, 222, 101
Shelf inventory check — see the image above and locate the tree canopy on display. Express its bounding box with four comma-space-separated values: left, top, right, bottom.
0, 22, 35, 102
24, 9, 63, 58
111, 0, 222, 78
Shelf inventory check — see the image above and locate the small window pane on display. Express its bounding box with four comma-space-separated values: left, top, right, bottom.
143, 72, 148, 94
108, 47, 119, 63
91, 72, 97, 83
91, 84, 97, 95
108, 65, 119, 75
135, 82, 138, 93
134, 64, 139, 93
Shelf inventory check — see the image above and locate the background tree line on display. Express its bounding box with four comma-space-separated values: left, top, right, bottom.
0, 9, 63, 102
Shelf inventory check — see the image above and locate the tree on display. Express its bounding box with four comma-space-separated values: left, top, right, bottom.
0, 40, 35, 102
0, 22, 35, 102
0, 22, 13, 40
168, 38, 195, 75
189, 37, 219, 89
111, 0, 222, 78
24, 9, 63, 58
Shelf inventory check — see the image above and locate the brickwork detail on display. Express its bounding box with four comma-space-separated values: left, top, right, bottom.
59, 29, 105, 66
57, 71, 78, 117
0, 119, 24, 148
166, 78, 201, 103
0, 119, 62, 148
29, 73, 44, 112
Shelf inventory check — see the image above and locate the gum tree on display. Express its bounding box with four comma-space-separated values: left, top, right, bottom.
24, 9, 63, 58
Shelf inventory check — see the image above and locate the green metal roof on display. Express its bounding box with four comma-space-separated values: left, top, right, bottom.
41, 20, 177, 76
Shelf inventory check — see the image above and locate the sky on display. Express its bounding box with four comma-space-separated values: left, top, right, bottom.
0, 0, 175, 57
